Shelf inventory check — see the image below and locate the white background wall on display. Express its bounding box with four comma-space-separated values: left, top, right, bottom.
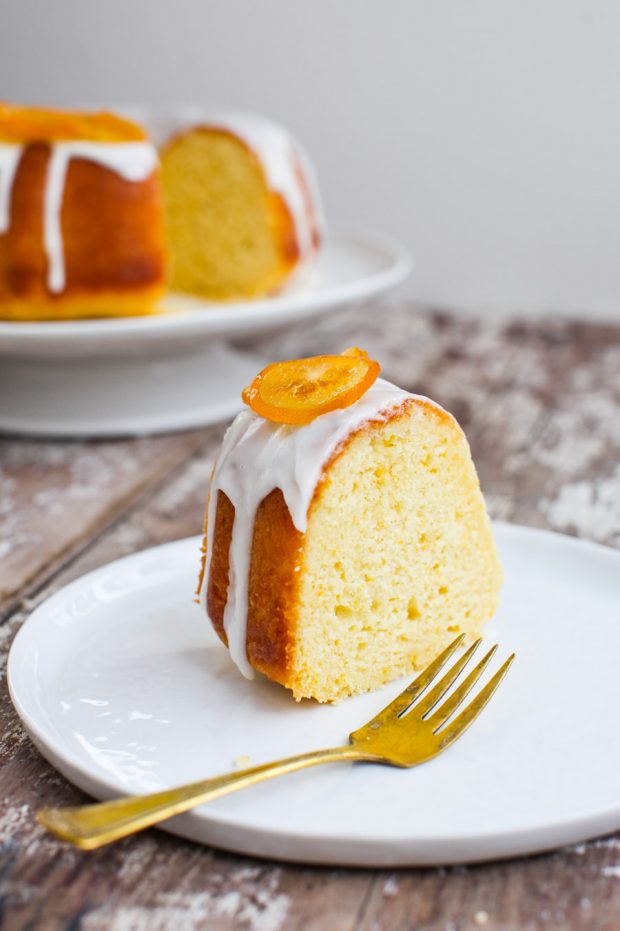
2, 0, 620, 316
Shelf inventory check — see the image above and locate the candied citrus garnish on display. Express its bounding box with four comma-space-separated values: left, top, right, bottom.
0, 103, 147, 143
241, 349, 381, 425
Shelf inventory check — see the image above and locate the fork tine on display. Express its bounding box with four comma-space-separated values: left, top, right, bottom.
410, 638, 482, 719
362, 634, 466, 727
426, 644, 498, 729
434, 653, 515, 748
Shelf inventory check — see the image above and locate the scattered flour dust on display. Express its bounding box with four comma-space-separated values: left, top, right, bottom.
0, 802, 30, 840
382, 876, 399, 897
0, 798, 78, 862
541, 465, 620, 545
82, 885, 290, 931
595, 836, 620, 851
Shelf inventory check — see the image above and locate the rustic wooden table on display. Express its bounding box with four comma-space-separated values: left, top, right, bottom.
1, 304, 619, 931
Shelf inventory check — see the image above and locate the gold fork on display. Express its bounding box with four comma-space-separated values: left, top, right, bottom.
37, 634, 514, 850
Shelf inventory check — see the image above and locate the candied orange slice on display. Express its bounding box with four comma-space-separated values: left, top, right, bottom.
242, 349, 381, 425
0, 103, 147, 143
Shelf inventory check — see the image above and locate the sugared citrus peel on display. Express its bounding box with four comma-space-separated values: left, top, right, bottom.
241, 348, 381, 425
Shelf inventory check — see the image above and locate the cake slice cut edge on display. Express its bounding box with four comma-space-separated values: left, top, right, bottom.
160, 117, 322, 301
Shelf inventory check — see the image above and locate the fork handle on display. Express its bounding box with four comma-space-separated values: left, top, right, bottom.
37, 744, 367, 849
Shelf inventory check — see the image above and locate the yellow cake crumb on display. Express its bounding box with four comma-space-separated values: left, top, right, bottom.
161, 128, 297, 300
286, 402, 502, 702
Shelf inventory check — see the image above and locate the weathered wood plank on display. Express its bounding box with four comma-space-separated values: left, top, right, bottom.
355, 844, 620, 931
1, 306, 620, 930
0, 429, 213, 618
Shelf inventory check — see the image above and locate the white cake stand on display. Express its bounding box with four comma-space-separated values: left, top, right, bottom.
0, 228, 411, 438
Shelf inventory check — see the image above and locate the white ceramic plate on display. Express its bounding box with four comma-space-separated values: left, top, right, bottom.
8, 523, 620, 866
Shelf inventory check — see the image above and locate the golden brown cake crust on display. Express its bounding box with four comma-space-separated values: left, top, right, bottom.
205, 398, 458, 690
206, 490, 235, 646
246, 488, 302, 681
0, 141, 166, 320
206, 488, 302, 686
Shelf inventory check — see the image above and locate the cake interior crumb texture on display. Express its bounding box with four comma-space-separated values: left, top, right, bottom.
161, 129, 295, 300
269, 402, 501, 702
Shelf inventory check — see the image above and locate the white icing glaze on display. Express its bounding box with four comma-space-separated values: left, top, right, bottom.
203, 379, 446, 678
0, 144, 23, 233
169, 110, 323, 260
42, 141, 158, 292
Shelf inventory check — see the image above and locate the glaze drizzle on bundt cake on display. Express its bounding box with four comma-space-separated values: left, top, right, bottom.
200, 353, 502, 702
0, 104, 165, 320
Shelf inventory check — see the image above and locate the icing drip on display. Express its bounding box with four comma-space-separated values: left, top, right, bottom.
203, 379, 444, 678
0, 144, 23, 233
42, 141, 158, 293
176, 111, 323, 260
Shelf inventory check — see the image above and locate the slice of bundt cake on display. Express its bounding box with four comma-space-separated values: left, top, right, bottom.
0, 103, 166, 320
199, 350, 502, 702
160, 113, 322, 301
